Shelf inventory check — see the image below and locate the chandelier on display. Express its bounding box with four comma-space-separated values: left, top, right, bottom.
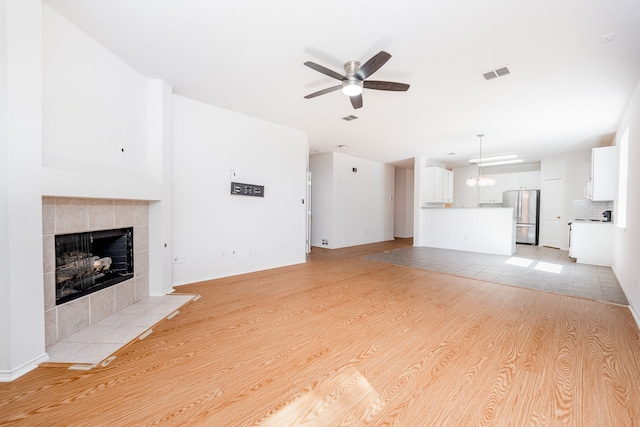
466, 134, 496, 187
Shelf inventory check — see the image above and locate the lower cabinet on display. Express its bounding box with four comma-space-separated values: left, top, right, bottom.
570, 222, 613, 266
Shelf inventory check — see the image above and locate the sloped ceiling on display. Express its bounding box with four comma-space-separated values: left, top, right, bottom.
43, 0, 640, 169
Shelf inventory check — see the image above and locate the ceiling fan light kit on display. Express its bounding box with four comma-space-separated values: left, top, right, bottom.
304, 51, 409, 109
342, 78, 363, 96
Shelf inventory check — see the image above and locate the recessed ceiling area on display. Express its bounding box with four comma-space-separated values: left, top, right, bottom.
42, 0, 640, 169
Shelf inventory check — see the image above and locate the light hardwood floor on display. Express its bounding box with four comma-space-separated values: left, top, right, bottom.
2, 239, 640, 426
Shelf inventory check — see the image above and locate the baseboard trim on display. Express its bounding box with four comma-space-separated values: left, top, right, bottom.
0, 353, 49, 382
611, 265, 640, 330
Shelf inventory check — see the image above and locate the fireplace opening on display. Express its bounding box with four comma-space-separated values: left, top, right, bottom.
55, 227, 134, 305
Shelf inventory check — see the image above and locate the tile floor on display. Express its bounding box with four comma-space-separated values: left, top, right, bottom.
46, 294, 197, 366
365, 244, 628, 305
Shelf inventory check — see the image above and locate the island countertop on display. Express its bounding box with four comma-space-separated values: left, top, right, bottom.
417, 207, 515, 256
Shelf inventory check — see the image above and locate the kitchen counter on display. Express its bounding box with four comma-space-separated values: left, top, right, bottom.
569, 221, 614, 266
418, 207, 515, 256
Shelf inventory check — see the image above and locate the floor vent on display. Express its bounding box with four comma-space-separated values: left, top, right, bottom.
342, 115, 358, 121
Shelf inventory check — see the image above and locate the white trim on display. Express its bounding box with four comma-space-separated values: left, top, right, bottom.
0, 353, 49, 382
612, 265, 640, 330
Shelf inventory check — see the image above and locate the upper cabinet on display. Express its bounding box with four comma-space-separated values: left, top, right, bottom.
503, 171, 540, 190
478, 175, 505, 204
477, 171, 540, 204
422, 167, 454, 204
587, 146, 617, 201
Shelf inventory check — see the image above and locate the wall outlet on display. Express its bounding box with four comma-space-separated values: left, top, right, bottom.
173, 255, 184, 264
321, 239, 328, 246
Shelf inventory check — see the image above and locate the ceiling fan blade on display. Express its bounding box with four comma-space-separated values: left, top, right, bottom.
364, 81, 410, 91
304, 61, 347, 81
350, 94, 363, 109
304, 85, 342, 99
355, 51, 392, 80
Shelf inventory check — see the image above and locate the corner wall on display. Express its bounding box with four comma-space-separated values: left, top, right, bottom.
310, 152, 395, 249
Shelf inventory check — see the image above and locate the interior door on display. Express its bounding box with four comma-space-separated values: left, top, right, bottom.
541, 178, 564, 248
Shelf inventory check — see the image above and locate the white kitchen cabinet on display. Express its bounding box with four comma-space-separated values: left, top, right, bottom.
503, 171, 540, 190
588, 146, 617, 201
478, 175, 504, 204
570, 221, 613, 266
422, 167, 454, 204
521, 171, 541, 189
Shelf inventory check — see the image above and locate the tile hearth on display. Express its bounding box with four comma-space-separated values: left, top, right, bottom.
45, 294, 197, 366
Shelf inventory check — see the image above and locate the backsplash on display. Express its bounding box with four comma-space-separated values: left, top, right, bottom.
573, 199, 613, 221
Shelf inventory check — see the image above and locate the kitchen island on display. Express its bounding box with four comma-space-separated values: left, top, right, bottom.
418, 207, 515, 256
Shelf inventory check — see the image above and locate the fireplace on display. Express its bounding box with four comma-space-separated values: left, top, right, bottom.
55, 227, 134, 305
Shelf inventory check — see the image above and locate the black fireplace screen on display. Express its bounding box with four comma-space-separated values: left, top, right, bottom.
55, 227, 134, 305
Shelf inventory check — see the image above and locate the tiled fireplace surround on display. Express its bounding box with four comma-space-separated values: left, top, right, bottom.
42, 197, 150, 348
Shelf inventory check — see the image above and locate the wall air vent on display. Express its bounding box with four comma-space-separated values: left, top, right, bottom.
342, 115, 358, 121
483, 66, 510, 80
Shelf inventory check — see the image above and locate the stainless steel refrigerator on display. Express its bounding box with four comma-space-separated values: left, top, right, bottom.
503, 190, 540, 245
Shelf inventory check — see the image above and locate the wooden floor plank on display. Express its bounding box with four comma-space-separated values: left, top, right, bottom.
2, 239, 640, 426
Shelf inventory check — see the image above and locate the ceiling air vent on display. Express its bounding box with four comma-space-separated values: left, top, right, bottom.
342, 115, 359, 121
483, 66, 510, 80
483, 71, 498, 80
495, 67, 510, 76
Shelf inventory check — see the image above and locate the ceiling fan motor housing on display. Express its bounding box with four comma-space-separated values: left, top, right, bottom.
344, 60, 361, 77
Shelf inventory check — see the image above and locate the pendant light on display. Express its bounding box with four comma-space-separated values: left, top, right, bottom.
466, 134, 496, 187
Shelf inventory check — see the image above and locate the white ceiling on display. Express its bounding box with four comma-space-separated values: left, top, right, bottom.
43, 0, 640, 169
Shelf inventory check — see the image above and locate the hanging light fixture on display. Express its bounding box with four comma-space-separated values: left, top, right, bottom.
466, 134, 496, 187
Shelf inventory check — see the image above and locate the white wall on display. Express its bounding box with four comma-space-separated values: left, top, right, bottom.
41, 5, 164, 200
612, 77, 640, 325
171, 95, 308, 285
310, 152, 395, 249
0, 0, 46, 381
394, 168, 414, 238
309, 153, 333, 247
0, 0, 10, 375
540, 150, 591, 250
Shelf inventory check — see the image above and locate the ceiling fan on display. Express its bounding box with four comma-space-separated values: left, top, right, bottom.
303, 51, 410, 109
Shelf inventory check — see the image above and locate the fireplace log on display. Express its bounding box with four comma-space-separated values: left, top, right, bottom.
93, 257, 112, 273
56, 255, 99, 284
